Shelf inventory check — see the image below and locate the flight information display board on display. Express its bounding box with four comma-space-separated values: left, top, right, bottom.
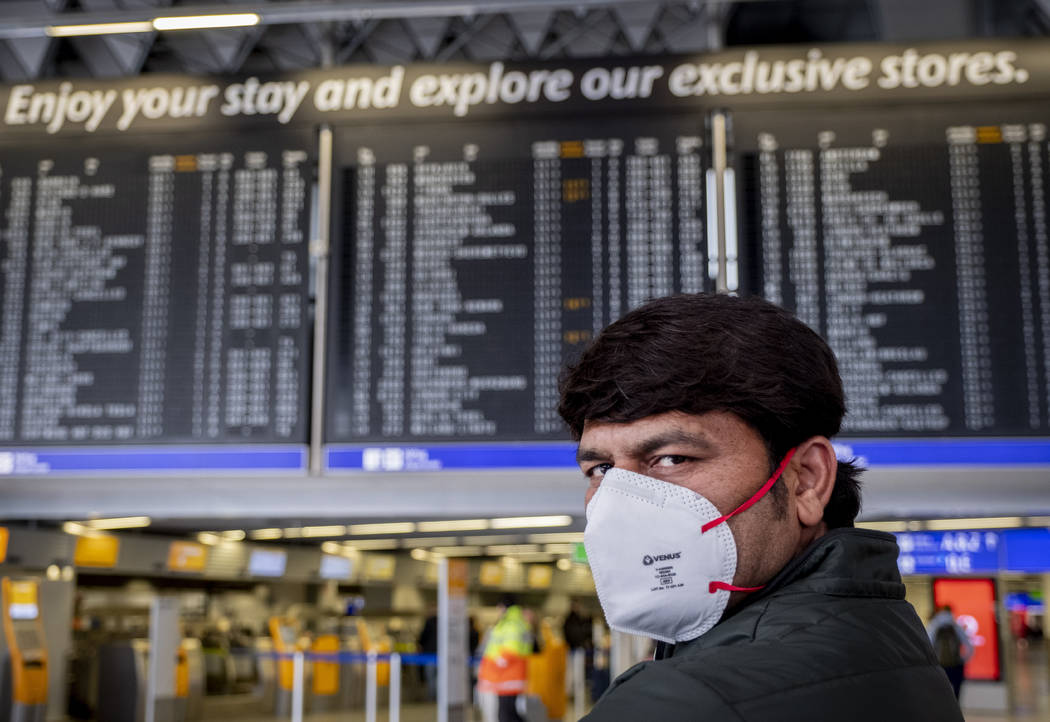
0, 133, 313, 470
736, 104, 1050, 436
326, 115, 710, 446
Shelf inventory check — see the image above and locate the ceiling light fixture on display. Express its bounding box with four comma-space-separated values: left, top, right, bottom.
925, 517, 1024, 531
348, 522, 417, 535
152, 13, 260, 31
300, 525, 347, 537
486, 544, 541, 555
855, 521, 909, 533
62, 521, 100, 537
527, 532, 585, 543
490, 515, 573, 529
84, 516, 151, 530
46, 21, 154, 37
345, 539, 400, 551
417, 519, 490, 533
248, 528, 283, 540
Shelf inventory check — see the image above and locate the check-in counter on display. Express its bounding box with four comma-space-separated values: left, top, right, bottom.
268, 617, 300, 716
96, 639, 149, 722
180, 639, 204, 721
96, 638, 195, 722
0, 578, 47, 722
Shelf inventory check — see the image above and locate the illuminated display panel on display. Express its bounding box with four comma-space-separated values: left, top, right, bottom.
933, 577, 1000, 681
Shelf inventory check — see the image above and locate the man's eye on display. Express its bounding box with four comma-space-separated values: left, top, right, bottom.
586, 463, 613, 479
654, 455, 689, 468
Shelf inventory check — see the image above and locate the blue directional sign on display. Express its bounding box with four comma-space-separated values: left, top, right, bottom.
0, 445, 308, 476
894, 530, 1003, 575
1001, 528, 1050, 572
325, 438, 1050, 472
325, 443, 578, 471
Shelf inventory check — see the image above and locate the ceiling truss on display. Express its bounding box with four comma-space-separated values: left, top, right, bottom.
2, 0, 1048, 80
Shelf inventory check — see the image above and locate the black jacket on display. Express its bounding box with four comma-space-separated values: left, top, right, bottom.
584, 528, 964, 721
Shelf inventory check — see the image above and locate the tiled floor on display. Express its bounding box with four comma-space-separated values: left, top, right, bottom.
200, 699, 1050, 722
198, 646, 1050, 722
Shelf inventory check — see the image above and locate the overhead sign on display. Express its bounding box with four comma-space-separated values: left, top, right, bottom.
74, 534, 120, 568
527, 565, 553, 589
895, 531, 1001, 575
319, 554, 353, 580
3, 40, 1050, 135
167, 542, 207, 573
247, 549, 287, 577
363, 554, 396, 581
479, 561, 505, 587
1001, 528, 1050, 572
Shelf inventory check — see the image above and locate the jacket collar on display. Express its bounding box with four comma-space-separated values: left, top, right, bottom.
746, 527, 905, 603
659, 528, 904, 659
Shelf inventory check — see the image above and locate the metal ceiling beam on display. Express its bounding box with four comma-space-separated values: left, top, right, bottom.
0, 0, 783, 40
876, 0, 975, 40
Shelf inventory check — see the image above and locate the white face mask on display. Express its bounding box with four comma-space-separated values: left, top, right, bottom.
583, 449, 796, 644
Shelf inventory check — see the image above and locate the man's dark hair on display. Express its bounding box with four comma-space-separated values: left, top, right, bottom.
557, 293, 862, 528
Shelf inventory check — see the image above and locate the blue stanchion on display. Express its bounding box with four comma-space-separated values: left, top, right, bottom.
260, 650, 475, 666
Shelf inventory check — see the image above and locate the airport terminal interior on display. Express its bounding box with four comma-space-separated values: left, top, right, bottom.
1, 0, 1050, 720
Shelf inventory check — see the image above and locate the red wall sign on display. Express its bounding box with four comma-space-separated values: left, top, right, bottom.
933, 578, 1000, 681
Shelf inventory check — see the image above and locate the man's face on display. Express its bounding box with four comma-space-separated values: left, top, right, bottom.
576, 410, 804, 592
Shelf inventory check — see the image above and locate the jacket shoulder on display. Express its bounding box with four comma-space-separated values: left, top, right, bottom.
662, 595, 963, 721
584, 660, 745, 722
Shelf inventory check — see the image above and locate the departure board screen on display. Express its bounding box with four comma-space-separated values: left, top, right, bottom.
327, 115, 710, 442
736, 105, 1050, 435
0, 133, 313, 446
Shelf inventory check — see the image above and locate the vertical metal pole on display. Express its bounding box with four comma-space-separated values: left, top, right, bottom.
573, 648, 585, 721
1043, 573, 1050, 709
437, 558, 448, 722
705, 2, 725, 51
309, 124, 333, 475
365, 650, 378, 722
291, 651, 305, 722
711, 111, 729, 294
608, 630, 621, 678
995, 576, 1015, 714
389, 652, 401, 722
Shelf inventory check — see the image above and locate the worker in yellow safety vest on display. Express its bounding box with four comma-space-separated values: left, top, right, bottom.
478, 595, 534, 722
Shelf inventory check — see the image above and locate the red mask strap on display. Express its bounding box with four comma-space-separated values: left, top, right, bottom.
700, 448, 796, 534
709, 581, 763, 594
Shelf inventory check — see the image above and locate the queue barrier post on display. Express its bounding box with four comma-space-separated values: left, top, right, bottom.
365, 649, 378, 722
389, 652, 401, 722
573, 649, 586, 721
291, 651, 305, 722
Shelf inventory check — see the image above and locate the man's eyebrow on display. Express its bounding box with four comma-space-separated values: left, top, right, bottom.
631, 429, 715, 458
575, 429, 715, 465
576, 447, 607, 464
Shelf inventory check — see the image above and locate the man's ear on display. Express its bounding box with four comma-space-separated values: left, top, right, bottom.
791, 437, 837, 528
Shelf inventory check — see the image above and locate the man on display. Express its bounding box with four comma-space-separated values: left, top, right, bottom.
562, 600, 592, 654
477, 595, 533, 722
927, 604, 974, 699
417, 606, 439, 700
558, 293, 963, 721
